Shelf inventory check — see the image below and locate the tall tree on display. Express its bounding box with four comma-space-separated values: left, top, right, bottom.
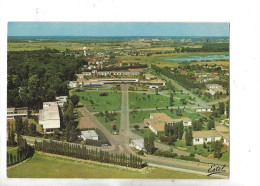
226, 101, 229, 118
219, 102, 225, 115
169, 92, 174, 106
70, 95, 80, 107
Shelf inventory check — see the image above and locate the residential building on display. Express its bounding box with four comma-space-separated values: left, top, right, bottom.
7, 107, 28, 120
39, 102, 60, 134
144, 113, 192, 134
130, 139, 145, 151
206, 84, 227, 95
192, 131, 222, 145
81, 130, 99, 140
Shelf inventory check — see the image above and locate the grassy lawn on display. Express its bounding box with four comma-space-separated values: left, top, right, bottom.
174, 140, 211, 157
74, 91, 122, 112
95, 113, 121, 134
129, 92, 187, 109
220, 151, 229, 162
130, 109, 202, 124
7, 152, 212, 179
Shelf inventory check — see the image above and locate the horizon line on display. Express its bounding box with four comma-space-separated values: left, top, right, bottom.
8, 35, 230, 38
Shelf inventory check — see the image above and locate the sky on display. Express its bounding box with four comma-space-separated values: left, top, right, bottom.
8, 22, 229, 37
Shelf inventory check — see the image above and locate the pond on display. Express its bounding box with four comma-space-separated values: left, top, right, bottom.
164, 55, 229, 62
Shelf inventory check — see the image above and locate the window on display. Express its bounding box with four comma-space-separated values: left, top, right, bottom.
195, 139, 200, 142
212, 138, 215, 141
203, 138, 207, 141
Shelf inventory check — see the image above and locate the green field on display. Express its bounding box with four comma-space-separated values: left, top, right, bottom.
7, 152, 212, 178
129, 92, 188, 109
116, 52, 229, 67
95, 113, 121, 134
74, 91, 122, 112
220, 151, 229, 162
130, 109, 202, 124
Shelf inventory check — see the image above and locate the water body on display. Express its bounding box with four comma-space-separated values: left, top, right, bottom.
164, 55, 229, 62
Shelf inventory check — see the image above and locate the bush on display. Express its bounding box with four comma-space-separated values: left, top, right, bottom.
138, 150, 145, 155
154, 149, 177, 158
99, 92, 108, 96
180, 155, 200, 162
160, 136, 168, 142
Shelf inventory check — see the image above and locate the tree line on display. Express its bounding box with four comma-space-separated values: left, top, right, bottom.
164, 121, 184, 140
7, 136, 34, 166
151, 65, 205, 90
182, 43, 229, 53
34, 140, 144, 169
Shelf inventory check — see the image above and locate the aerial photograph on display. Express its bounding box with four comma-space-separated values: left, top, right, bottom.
6, 22, 229, 179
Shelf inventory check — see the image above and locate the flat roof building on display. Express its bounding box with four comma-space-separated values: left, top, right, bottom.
39, 102, 60, 134
81, 130, 99, 140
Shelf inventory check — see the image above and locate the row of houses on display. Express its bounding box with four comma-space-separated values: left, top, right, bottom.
130, 129, 229, 152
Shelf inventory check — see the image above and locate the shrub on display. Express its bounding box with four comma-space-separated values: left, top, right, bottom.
99, 92, 108, 96
180, 155, 200, 162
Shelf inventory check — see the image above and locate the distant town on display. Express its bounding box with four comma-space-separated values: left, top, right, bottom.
7, 35, 229, 178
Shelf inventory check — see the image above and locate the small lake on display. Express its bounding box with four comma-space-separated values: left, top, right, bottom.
164, 55, 229, 62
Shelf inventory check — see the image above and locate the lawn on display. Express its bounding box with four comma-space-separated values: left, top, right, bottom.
130, 109, 202, 124
95, 113, 121, 134
220, 151, 229, 162
74, 91, 122, 112
7, 152, 212, 179
129, 92, 186, 109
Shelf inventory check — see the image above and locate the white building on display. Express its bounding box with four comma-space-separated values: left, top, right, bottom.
39, 102, 60, 134
7, 107, 28, 120
192, 131, 222, 145
69, 81, 78, 88
55, 96, 68, 108
81, 130, 99, 140
130, 139, 145, 151
195, 107, 212, 113
83, 47, 87, 56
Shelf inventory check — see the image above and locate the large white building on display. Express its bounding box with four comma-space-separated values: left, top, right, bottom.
39, 102, 60, 134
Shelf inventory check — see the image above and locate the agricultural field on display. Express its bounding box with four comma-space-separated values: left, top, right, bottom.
116, 52, 229, 67
129, 92, 190, 109
7, 152, 212, 179
8, 42, 86, 51
74, 91, 122, 112
130, 109, 202, 124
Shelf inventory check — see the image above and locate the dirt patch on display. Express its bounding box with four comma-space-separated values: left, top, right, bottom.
78, 117, 96, 129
